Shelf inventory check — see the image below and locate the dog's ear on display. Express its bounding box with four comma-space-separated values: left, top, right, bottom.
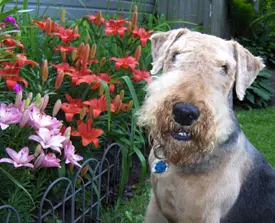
150, 28, 188, 75
232, 41, 265, 101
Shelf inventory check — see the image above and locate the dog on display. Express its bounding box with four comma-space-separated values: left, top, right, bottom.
137, 28, 275, 223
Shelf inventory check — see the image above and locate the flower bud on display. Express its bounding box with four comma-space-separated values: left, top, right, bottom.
64, 126, 71, 137
131, 9, 138, 29
41, 60, 48, 86
40, 94, 49, 112
71, 49, 77, 61
19, 110, 29, 128
119, 90, 125, 100
69, 163, 74, 172
127, 100, 134, 112
80, 108, 86, 120
95, 11, 103, 26
34, 145, 42, 157
15, 90, 23, 108
55, 71, 64, 89
90, 43, 97, 59
99, 84, 104, 96
45, 17, 52, 35
35, 93, 42, 107
73, 25, 78, 35
83, 44, 90, 65
99, 57, 106, 68
81, 165, 89, 177
84, 35, 89, 44
52, 99, 61, 116
24, 98, 31, 109
60, 9, 66, 23
27, 92, 33, 101
134, 45, 141, 61
61, 50, 66, 62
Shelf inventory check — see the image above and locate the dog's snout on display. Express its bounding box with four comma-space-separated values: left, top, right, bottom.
173, 103, 200, 126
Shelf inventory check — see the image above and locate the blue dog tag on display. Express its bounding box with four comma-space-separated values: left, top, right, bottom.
152, 160, 168, 173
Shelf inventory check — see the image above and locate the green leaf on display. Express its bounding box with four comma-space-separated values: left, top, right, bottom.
121, 76, 140, 109
0, 167, 35, 208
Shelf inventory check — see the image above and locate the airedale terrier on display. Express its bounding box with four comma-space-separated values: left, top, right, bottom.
138, 28, 275, 223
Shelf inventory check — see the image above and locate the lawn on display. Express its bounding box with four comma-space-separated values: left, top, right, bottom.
102, 107, 275, 223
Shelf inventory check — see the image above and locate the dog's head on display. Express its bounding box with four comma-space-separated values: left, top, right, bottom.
138, 28, 264, 165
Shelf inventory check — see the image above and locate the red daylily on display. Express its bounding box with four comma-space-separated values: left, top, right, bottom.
52, 63, 75, 88
105, 19, 128, 38
33, 19, 57, 32
111, 95, 128, 114
54, 45, 76, 53
109, 56, 139, 71
71, 67, 92, 85
72, 119, 104, 147
132, 69, 151, 84
52, 26, 80, 43
2, 75, 28, 90
2, 38, 24, 48
85, 15, 105, 26
15, 54, 38, 67
60, 94, 85, 122
132, 28, 153, 47
83, 95, 115, 118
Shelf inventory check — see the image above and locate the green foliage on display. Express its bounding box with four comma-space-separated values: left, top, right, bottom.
229, 0, 256, 37
234, 68, 274, 109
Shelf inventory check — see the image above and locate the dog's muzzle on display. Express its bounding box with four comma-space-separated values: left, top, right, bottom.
171, 103, 200, 141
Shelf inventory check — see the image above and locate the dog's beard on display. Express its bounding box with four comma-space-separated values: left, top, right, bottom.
150, 105, 216, 166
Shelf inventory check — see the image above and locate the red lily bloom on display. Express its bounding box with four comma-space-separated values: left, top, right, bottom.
132, 28, 153, 47
16, 54, 38, 67
60, 94, 85, 122
85, 15, 105, 26
54, 45, 76, 53
2, 38, 24, 48
52, 63, 75, 88
2, 75, 28, 90
52, 26, 80, 43
105, 20, 128, 38
71, 67, 92, 85
132, 69, 151, 84
109, 56, 139, 71
33, 19, 57, 32
83, 95, 115, 118
72, 119, 104, 147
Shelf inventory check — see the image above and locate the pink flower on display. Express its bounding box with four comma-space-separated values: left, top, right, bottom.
0, 147, 34, 168
64, 141, 83, 167
28, 107, 62, 131
34, 150, 61, 168
0, 104, 22, 130
132, 69, 151, 84
29, 128, 66, 153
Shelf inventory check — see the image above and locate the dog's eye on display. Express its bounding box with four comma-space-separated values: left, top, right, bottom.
221, 65, 228, 74
172, 52, 180, 62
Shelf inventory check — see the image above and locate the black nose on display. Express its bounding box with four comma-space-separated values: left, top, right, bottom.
173, 103, 200, 126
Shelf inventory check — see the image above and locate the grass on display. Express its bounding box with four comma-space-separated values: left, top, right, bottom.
101, 107, 275, 222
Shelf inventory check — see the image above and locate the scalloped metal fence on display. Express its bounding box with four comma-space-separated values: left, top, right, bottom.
0, 142, 123, 223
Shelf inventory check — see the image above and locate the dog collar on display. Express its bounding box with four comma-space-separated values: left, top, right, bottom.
152, 160, 168, 173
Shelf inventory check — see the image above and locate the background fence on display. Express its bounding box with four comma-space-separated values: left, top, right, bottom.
0, 143, 123, 223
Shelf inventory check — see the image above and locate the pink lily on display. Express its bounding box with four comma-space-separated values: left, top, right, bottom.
28, 107, 62, 131
0, 104, 22, 130
34, 150, 61, 168
64, 141, 83, 167
29, 128, 66, 153
0, 147, 34, 168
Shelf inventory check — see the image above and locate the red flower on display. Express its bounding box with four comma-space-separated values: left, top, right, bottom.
15, 54, 38, 67
52, 63, 75, 88
72, 119, 104, 147
132, 69, 151, 84
60, 94, 85, 122
2, 38, 24, 48
71, 67, 92, 85
132, 28, 153, 47
85, 15, 105, 26
52, 26, 80, 43
83, 95, 115, 118
109, 56, 139, 71
2, 75, 28, 90
54, 45, 76, 53
105, 20, 128, 38
33, 19, 57, 32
